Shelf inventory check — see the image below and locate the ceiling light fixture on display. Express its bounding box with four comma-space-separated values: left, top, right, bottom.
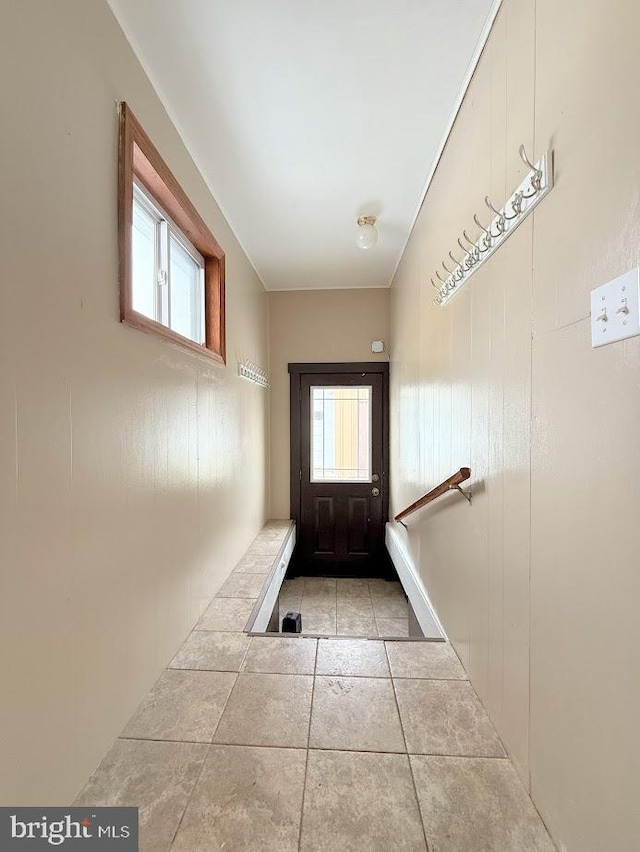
356, 215, 378, 250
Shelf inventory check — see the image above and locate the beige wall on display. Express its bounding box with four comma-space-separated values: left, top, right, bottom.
0, 0, 268, 804
389, 0, 640, 849
268, 289, 389, 517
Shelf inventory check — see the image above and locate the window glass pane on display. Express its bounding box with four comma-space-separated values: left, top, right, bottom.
311, 386, 371, 482
169, 234, 204, 343
131, 200, 157, 319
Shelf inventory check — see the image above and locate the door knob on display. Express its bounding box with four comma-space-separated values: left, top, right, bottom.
371, 487, 380, 497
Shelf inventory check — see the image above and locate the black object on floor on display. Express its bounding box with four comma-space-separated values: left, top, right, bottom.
282, 611, 302, 633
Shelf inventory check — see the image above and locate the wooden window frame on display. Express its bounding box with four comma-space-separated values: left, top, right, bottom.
118, 102, 226, 363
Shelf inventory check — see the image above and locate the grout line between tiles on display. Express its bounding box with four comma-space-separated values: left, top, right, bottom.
385, 641, 431, 852
165, 669, 239, 850
391, 674, 469, 681
168, 666, 246, 674
297, 639, 320, 852
116, 736, 513, 760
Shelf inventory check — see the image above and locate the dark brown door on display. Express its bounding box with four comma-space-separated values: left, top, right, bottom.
289, 363, 389, 576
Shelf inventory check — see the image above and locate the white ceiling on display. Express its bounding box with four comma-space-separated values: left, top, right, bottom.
108, 0, 498, 290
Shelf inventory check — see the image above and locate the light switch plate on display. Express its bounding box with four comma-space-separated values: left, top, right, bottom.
591, 268, 640, 347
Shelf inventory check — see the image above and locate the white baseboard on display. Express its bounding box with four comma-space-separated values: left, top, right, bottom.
385, 522, 445, 640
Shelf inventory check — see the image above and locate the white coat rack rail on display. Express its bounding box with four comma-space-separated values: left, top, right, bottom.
432, 145, 554, 306
238, 360, 269, 387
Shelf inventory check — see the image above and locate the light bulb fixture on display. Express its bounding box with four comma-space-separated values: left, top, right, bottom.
356, 215, 378, 250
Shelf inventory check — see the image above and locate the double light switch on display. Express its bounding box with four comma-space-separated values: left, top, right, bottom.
590, 267, 640, 347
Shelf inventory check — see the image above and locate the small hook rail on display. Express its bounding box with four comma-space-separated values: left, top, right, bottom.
431, 145, 554, 307
238, 360, 269, 387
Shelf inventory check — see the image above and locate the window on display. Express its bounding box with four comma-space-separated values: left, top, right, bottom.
132, 183, 205, 344
310, 386, 372, 482
119, 103, 225, 362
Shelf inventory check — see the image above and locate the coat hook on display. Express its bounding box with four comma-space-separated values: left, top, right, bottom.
457, 238, 475, 268
484, 196, 506, 235
437, 269, 454, 294
473, 213, 490, 235
442, 260, 454, 275
503, 190, 522, 220
463, 228, 488, 256
456, 239, 471, 270
473, 214, 493, 246
449, 251, 465, 281
430, 277, 440, 291
519, 143, 538, 173
458, 237, 471, 256
519, 144, 543, 195
485, 195, 503, 218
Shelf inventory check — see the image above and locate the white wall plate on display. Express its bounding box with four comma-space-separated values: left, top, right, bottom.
591, 268, 640, 348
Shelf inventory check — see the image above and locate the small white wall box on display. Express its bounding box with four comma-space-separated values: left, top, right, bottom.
591, 268, 640, 348
371, 340, 385, 353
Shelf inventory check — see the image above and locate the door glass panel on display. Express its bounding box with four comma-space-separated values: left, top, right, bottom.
311, 386, 372, 482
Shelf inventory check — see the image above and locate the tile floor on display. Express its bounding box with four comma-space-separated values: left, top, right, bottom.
75, 522, 556, 851
279, 576, 414, 637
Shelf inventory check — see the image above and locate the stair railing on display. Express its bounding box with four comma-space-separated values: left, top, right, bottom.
394, 467, 471, 524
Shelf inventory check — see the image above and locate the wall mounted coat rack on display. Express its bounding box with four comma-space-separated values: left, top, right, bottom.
238, 360, 269, 387
432, 146, 554, 306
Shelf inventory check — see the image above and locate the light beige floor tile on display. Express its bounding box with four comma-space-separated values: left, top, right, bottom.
279, 593, 303, 611
301, 595, 337, 616
337, 596, 374, 619
300, 597, 336, 618
336, 615, 377, 637
301, 614, 337, 635
169, 631, 250, 672
172, 745, 306, 852
247, 536, 281, 548
394, 679, 506, 757
254, 529, 288, 543
335, 578, 371, 598
300, 750, 426, 851
244, 544, 279, 559
303, 578, 336, 596
233, 556, 274, 574
386, 640, 466, 679
120, 670, 235, 743
217, 573, 265, 599
213, 673, 313, 748
75, 739, 206, 852
261, 520, 291, 532
316, 639, 390, 678
237, 550, 275, 563
242, 636, 317, 674
196, 597, 255, 632
368, 579, 406, 598
281, 578, 305, 594
309, 676, 405, 753
411, 755, 556, 851
376, 618, 409, 637
371, 596, 409, 618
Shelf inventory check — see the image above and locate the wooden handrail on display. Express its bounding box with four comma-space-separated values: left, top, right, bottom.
394, 468, 471, 522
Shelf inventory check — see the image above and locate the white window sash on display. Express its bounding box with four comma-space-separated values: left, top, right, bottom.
132, 180, 205, 343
